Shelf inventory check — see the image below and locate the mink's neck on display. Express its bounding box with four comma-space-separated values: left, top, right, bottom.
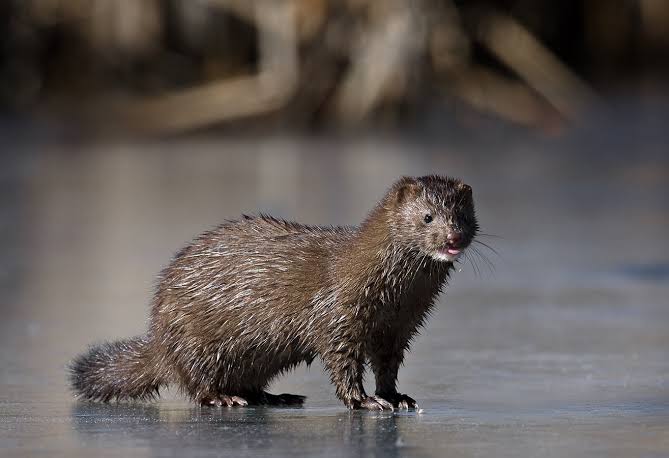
333, 205, 425, 303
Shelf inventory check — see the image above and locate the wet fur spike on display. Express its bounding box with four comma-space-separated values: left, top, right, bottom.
68, 175, 478, 409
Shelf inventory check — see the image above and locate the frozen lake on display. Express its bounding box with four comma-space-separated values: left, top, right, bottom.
1, 119, 668, 456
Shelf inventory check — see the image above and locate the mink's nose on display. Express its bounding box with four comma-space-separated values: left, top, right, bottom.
446, 231, 463, 247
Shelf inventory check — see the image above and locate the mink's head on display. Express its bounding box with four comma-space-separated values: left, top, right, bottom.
386, 175, 478, 262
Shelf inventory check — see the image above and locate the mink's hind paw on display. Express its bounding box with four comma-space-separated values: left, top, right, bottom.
200, 392, 305, 407
258, 392, 306, 406
200, 395, 248, 407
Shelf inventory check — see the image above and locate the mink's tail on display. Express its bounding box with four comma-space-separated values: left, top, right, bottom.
69, 336, 167, 402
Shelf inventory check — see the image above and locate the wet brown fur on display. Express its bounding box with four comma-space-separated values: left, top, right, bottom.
69, 175, 478, 409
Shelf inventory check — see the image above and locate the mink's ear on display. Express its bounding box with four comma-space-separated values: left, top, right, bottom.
390, 177, 422, 207
458, 182, 473, 200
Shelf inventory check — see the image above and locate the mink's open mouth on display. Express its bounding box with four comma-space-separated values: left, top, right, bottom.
432, 242, 468, 262
440, 247, 462, 256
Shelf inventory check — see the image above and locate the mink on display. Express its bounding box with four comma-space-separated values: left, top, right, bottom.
69, 175, 478, 410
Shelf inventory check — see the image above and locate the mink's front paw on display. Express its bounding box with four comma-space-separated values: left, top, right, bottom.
395, 393, 418, 410
377, 392, 418, 410
355, 395, 394, 411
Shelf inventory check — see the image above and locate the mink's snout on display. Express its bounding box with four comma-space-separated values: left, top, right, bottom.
446, 231, 464, 248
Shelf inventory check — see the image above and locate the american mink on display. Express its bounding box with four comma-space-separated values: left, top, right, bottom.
70, 175, 478, 410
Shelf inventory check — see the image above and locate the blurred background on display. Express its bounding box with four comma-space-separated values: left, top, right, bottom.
1, 1, 669, 457
1, 0, 669, 132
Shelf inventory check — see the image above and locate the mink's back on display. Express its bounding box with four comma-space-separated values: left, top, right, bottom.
152, 215, 355, 335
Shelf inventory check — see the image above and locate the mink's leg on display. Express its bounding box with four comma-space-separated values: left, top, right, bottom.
321, 345, 393, 411
368, 343, 418, 410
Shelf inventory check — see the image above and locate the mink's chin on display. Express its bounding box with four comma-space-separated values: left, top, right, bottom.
431, 247, 463, 262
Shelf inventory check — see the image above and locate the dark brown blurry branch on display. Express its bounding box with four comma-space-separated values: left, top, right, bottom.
119, 0, 299, 134
476, 11, 598, 121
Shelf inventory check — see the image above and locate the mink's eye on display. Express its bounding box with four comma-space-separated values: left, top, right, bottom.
423, 214, 433, 224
